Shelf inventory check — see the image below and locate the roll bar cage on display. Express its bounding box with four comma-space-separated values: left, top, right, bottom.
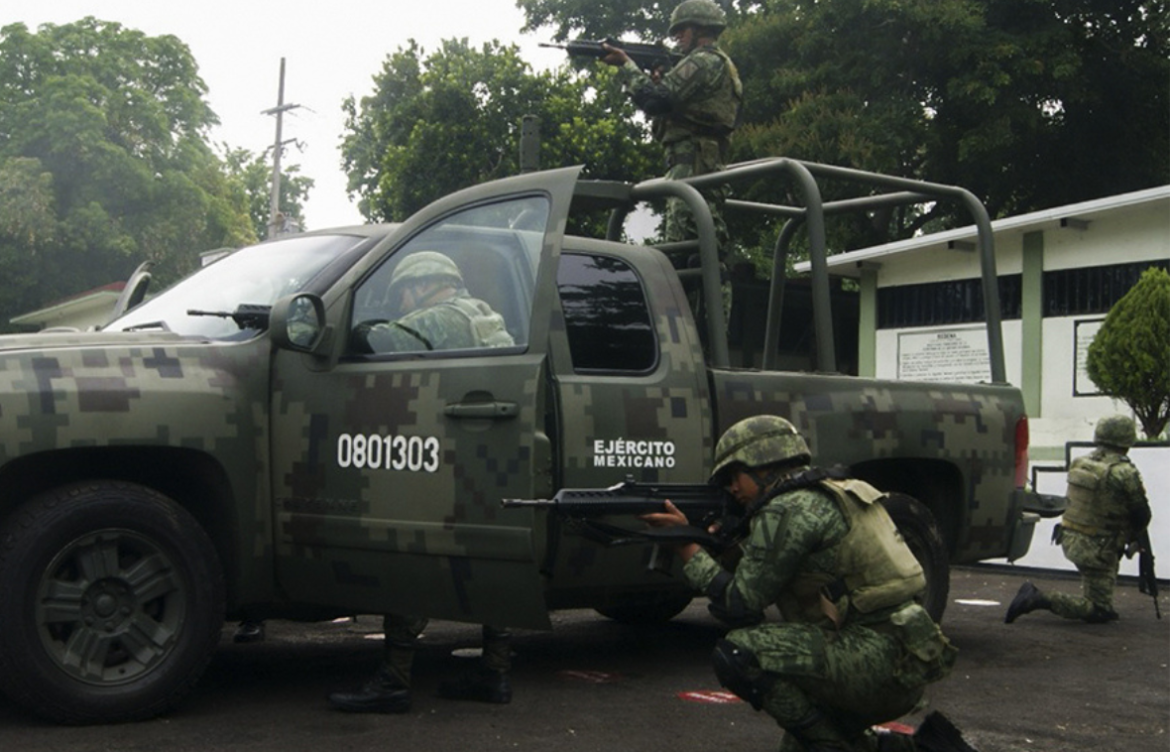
572, 158, 1005, 382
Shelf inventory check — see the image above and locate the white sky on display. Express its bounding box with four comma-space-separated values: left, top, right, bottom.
7, 1, 565, 230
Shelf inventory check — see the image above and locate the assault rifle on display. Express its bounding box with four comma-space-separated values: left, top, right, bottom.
503, 476, 739, 552
1127, 530, 1161, 619
540, 38, 683, 74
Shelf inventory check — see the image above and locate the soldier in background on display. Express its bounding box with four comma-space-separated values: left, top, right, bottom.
640, 415, 976, 751
1006, 415, 1151, 624
330, 250, 515, 713
602, 0, 743, 255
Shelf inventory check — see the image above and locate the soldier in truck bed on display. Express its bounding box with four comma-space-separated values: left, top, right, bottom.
601, 0, 742, 255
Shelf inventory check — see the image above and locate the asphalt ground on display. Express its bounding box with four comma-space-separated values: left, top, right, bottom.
0, 565, 1166, 751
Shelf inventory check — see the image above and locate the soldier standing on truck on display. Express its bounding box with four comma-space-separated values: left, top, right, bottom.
640, 415, 978, 752
601, 0, 742, 259
1006, 415, 1152, 625
330, 250, 516, 713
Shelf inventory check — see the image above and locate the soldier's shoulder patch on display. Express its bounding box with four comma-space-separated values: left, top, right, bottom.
673, 58, 701, 80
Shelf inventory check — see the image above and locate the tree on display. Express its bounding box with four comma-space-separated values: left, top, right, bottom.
517, 0, 1169, 248
340, 38, 657, 226
1086, 266, 1170, 439
0, 18, 255, 330
221, 146, 314, 240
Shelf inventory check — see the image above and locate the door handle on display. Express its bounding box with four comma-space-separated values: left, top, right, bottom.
444, 401, 518, 420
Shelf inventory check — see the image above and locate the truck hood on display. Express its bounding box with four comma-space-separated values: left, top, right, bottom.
0, 329, 202, 354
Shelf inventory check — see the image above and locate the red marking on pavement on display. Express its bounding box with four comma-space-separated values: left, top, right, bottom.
557, 670, 621, 684
677, 690, 741, 704
874, 721, 916, 735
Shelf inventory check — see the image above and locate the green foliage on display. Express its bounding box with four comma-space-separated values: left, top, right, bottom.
340, 38, 657, 227
518, 0, 1169, 255
220, 146, 313, 239
517, 0, 676, 40
0, 18, 257, 331
1086, 267, 1170, 439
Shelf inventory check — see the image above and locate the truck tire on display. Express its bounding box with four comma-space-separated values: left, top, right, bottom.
881, 493, 950, 622
595, 592, 693, 625
0, 481, 224, 724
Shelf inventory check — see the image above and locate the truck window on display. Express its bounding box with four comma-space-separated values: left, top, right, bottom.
349, 197, 544, 355
557, 253, 656, 373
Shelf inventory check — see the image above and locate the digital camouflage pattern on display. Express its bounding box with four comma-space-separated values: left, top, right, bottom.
711, 415, 811, 483
359, 291, 513, 353
684, 477, 953, 750
617, 38, 742, 247
669, 0, 728, 34
1094, 414, 1138, 448
0, 163, 1035, 724
1047, 444, 1151, 619
709, 371, 1029, 561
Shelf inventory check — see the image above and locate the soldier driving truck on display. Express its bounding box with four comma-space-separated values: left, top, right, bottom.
0, 156, 1053, 725
330, 250, 516, 712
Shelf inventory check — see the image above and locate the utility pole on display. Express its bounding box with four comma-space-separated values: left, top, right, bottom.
261, 58, 301, 238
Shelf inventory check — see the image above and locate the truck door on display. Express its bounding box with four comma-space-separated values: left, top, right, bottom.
552, 245, 713, 488
543, 244, 713, 599
269, 168, 579, 630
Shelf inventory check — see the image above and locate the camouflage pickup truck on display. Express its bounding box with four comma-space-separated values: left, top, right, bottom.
0, 160, 1047, 724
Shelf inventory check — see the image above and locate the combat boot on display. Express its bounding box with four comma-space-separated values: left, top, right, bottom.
911, 711, 979, 752
233, 620, 265, 643
437, 665, 512, 704
783, 710, 863, 751
1004, 582, 1050, 623
328, 668, 411, 713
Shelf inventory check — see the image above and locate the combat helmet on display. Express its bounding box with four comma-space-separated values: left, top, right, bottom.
388, 251, 463, 298
711, 415, 810, 484
1093, 415, 1137, 449
669, 0, 728, 35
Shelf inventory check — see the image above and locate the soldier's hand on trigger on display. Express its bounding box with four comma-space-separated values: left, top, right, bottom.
638, 500, 688, 528
600, 42, 631, 67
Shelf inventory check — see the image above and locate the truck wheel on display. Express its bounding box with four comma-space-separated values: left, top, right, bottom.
881, 493, 950, 622
595, 592, 693, 625
0, 481, 224, 724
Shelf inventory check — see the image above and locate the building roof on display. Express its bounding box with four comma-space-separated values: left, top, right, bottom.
10, 282, 125, 328
794, 185, 1170, 277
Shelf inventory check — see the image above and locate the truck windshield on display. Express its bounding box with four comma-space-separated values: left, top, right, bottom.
106, 234, 367, 339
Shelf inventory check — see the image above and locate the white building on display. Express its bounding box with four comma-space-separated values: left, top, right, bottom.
798, 185, 1170, 572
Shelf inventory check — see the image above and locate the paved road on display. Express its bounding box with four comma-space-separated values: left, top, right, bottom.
0, 566, 1165, 751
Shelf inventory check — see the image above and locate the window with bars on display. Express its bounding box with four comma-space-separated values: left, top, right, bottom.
1042, 260, 1168, 317
876, 259, 1168, 329
877, 275, 1021, 329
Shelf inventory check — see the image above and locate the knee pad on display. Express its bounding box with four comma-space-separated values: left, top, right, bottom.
711, 638, 775, 710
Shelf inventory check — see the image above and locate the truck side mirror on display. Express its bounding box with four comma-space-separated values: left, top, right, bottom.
269, 293, 330, 353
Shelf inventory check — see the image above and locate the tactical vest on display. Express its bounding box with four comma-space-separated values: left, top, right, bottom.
444, 295, 514, 348
656, 44, 743, 147
1062, 453, 1130, 537
779, 478, 925, 625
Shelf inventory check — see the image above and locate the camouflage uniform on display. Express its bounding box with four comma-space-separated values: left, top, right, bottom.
1006, 415, 1151, 625
379, 614, 512, 686
615, 26, 742, 250
331, 252, 515, 712
684, 416, 956, 751
1054, 445, 1150, 618
358, 291, 513, 353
